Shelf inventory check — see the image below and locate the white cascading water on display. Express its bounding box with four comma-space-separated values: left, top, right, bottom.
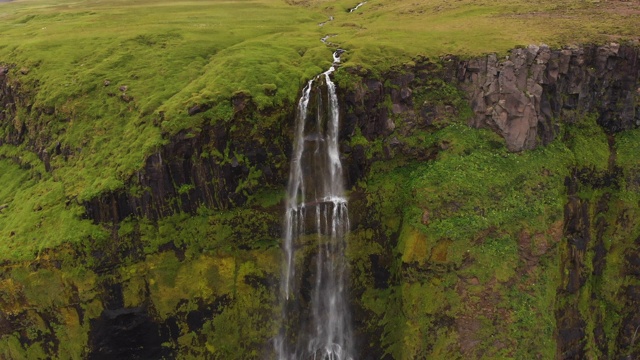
349, 2, 367, 13
276, 50, 353, 360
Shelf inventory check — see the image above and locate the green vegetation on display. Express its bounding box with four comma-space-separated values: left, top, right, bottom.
321, 0, 640, 66
0, 157, 107, 260
0, 0, 639, 358
0, 0, 330, 202
0, 0, 638, 260
0, 197, 282, 359
346, 108, 632, 357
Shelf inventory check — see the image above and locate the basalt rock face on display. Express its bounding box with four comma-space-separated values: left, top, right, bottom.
340, 57, 460, 141
0, 68, 291, 224
88, 307, 175, 360
0, 65, 59, 170
554, 135, 640, 360
78, 43, 640, 226
0, 65, 25, 146
85, 125, 255, 223
332, 47, 640, 359
458, 44, 640, 151
337, 58, 458, 188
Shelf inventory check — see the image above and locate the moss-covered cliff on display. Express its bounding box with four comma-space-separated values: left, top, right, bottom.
1, 0, 640, 359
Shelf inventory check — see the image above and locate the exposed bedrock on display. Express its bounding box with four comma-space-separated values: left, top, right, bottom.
458, 43, 640, 151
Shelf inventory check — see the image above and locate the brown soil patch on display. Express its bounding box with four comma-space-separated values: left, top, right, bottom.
455, 278, 513, 357
430, 239, 451, 263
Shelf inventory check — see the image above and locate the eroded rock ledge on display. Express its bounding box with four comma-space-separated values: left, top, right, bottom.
458, 43, 640, 151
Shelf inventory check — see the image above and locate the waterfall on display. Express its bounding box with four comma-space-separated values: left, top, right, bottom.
276, 50, 353, 360
349, 2, 367, 13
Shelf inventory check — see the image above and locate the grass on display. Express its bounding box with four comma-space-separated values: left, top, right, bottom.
0, 0, 331, 201
0, 0, 638, 259
322, 0, 640, 66
0, 157, 107, 260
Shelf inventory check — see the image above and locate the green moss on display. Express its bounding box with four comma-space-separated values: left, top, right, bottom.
0, 158, 108, 260
246, 187, 285, 208
0, 335, 27, 360
351, 105, 626, 356
206, 270, 278, 358
615, 128, 640, 177
0, 0, 638, 357
563, 113, 610, 172
0, 0, 635, 213
504, 254, 559, 358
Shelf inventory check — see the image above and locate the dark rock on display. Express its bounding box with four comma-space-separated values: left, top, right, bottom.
188, 104, 209, 116
400, 87, 412, 100
232, 91, 251, 113
120, 94, 133, 103
118, 85, 127, 92
83, 96, 291, 223
459, 43, 640, 151
88, 307, 174, 360
369, 254, 391, 289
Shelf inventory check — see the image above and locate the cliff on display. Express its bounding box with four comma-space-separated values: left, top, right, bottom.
1, 42, 639, 358
337, 43, 640, 359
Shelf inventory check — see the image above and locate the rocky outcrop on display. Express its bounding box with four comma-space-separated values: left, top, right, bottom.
3, 45, 639, 225
0, 65, 22, 146
88, 307, 175, 360
538, 127, 640, 359
84, 124, 247, 223
337, 59, 459, 189
458, 44, 640, 151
